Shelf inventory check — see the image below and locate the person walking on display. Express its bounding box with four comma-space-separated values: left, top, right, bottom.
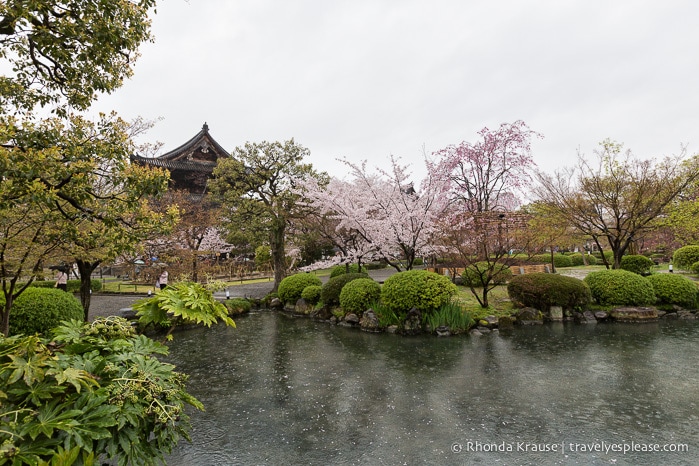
157, 269, 169, 291
55, 270, 68, 291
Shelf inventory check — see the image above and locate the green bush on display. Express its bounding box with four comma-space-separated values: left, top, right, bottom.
529, 254, 550, 263
553, 254, 573, 268
339, 278, 381, 315
329, 263, 360, 278
461, 262, 512, 287
278, 273, 323, 305
301, 285, 322, 305
507, 273, 591, 311
320, 272, 369, 307
569, 253, 597, 266
380, 270, 457, 315
224, 297, 252, 315
583, 269, 656, 306
673, 245, 699, 270
7, 288, 84, 336
692, 261, 699, 275
0, 318, 202, 465
620, 255, 654, 275
27, 278, 102, 292
645, 274, 698, 308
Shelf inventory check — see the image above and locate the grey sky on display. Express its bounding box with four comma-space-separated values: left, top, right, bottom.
91, 0, 699, 182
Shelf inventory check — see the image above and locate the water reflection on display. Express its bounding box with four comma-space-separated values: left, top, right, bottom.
166, 313, 699, 465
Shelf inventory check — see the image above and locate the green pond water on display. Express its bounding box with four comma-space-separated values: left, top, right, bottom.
164, 312, 699, 465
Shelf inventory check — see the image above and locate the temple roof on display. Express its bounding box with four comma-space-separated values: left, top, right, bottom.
131, 122, 230, 172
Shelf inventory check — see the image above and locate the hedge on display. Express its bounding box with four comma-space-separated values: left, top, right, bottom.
620, 255, 654, 275
645, 274, 698, 308
339, 278, 381, 315
380, 270, 457, 315
278, 273, 323, 305
583, 269, 656, 306
320, 273, 369, 307
507, 273, 591, 311
5, 288, 84, 336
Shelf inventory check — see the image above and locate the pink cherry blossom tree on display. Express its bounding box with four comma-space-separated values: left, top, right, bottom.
430, 120, 542, 307
298, 156, 449, 271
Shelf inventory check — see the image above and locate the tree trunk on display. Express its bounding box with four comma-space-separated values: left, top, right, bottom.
1, 299, 12, 336
76, 259, 100, 320
270, 219, 286, 292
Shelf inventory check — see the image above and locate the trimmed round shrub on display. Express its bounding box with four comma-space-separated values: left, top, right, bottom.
7, 288, 84, 336
339, 278, 381, 315
507, 273, 591, 311
645, 274, 698, 308
329, 263, 360, 278
583, 269, 656, 306
620, 255, 654, 275
301, 285, 322, 305
552, 254, 572, 268
673, 246, 699, 270
320, 273, 369, 307
224, 297, 252, 315
692, 261, 699, 275
569, 253, 597, 266
380, 270, 457, 315
278, 273, 322, 305
461, 262, 512, 287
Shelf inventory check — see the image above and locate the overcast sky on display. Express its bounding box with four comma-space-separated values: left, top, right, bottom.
91, 0, 699, 182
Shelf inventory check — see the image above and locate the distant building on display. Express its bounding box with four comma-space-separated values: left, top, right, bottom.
131, 123, 230, 194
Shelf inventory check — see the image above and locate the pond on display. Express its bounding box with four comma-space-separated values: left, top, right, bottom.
165, 312, 699, 465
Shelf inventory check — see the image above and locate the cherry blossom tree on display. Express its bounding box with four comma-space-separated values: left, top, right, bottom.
430, 120, 541, 307
299, 156, 448, 271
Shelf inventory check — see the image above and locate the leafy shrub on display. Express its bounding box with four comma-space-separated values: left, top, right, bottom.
645, 274, 698, 308
134, 282, 236, 338
620, 255, 654, 275
224, 297, 252, 315
301, 285, 322, 305
569, 253, 597, 266
329, 263, 360, 278
583, 269, 656, 306
278, 273, 323, 304
673, 245, 699, 270
507, 273, 591, 311
529, 254, 550, 263
0, 318, 203, 465
552, 254, 573, 268
692, 261, 699, 275
7, 288, 84, 336
28, 278, 102, 292
423, 300, 474, 333
380, 270, 457, 315
320, 272, 369, 307
461, 262, 512, 287
339, 278, 381, 315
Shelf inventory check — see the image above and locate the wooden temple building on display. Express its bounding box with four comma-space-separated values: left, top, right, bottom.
130, 123, 230, 194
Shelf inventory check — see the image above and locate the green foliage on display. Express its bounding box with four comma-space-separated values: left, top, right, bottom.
339, 278, 381, 315
30, 279, 103, 293
380, 270, 457, 315
278, 273, 323, 305
461, 262, 512, 287
370, 300, 403, 328
320, 272, 369, 307
672, 245, 699, 270
529, 253, 571, 267
569, 253, 597, 266
133, 282, 235, 338
0, 317, 202, 465
7, 288, 83, 336
529, 254, 550, 263
692, 261, 699, 275
330, 263, 360, 278
620, 255, 655, 275
584, 269, 656, 306
422, 301, 474, 333
645, 274, 698, 308
507, 273, 592, 311
224, 298, 252, 315
300, 285, 322, 305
